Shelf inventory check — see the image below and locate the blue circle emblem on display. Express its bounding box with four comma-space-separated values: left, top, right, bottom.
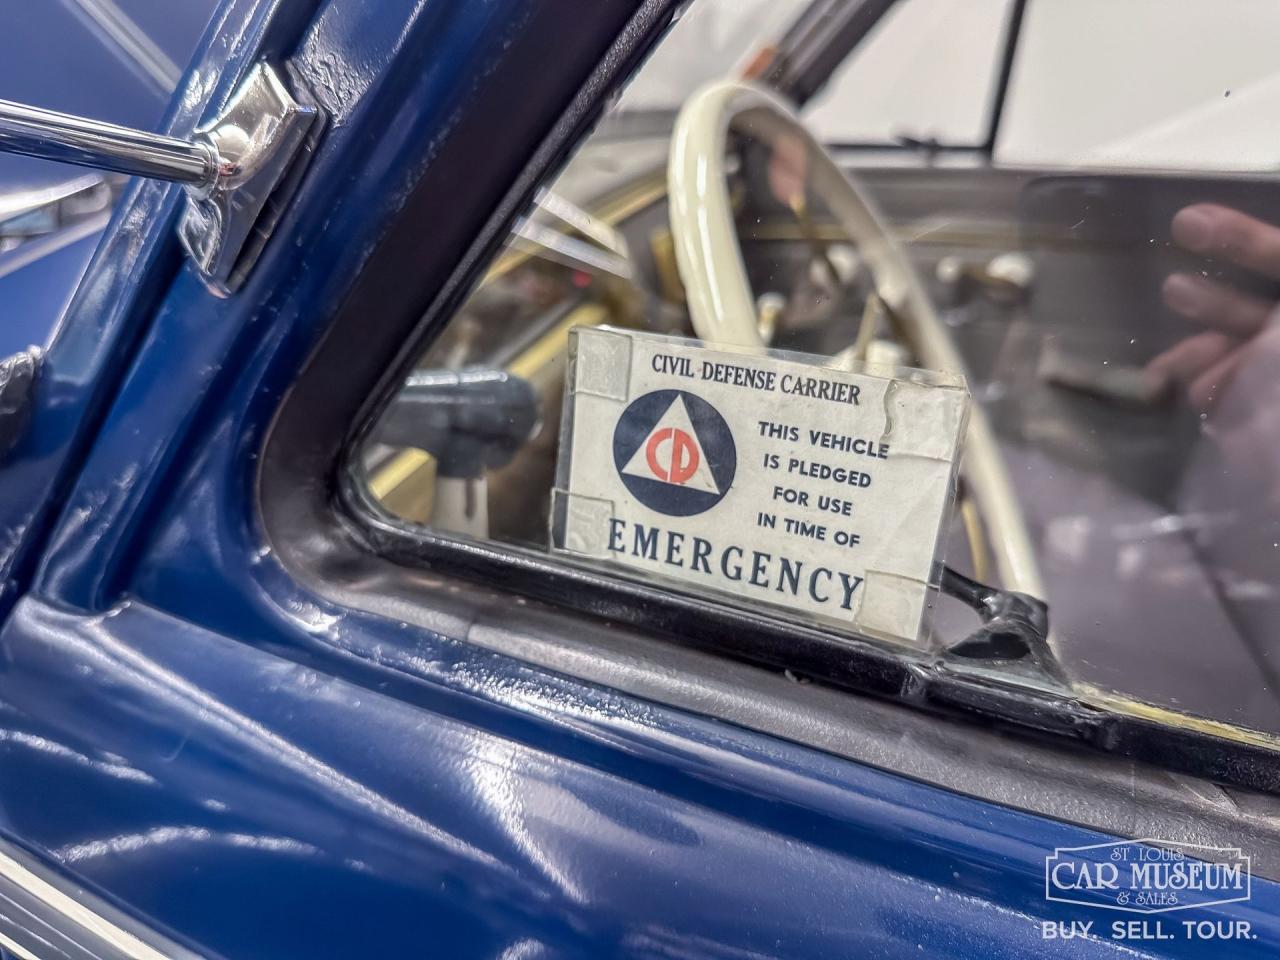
612, 390, 736, 516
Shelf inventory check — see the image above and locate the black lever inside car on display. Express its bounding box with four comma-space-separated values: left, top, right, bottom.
939, 565, 1065, 685
373, 368, 540, 478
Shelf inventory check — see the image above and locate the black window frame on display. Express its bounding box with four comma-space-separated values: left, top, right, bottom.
256, 0, 1280, 797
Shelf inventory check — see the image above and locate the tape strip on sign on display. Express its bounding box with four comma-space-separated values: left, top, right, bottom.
551, 327, 969, 646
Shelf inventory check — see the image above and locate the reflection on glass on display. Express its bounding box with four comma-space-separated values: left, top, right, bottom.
357, 0, 1280, 739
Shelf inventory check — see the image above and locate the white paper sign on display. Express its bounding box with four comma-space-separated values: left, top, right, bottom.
553, 328, 969, 645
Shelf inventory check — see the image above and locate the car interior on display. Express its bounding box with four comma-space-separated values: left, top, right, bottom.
356, 0, 1280, 739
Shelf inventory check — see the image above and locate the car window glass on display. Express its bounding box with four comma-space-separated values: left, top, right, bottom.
615, 0, 808, 114
356, 0, 1280, 743
803, 0, 1013, 146
996, 0, 1280, 169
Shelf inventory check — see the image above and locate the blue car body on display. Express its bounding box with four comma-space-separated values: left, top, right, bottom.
0, 0, 1275, 957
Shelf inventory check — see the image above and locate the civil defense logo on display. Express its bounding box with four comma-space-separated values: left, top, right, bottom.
612, 390, 736, 517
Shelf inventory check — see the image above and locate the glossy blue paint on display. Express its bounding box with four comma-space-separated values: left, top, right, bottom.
108, 0, 222, 78
37, 0, 530, 609
0, 0, 1273, 956
0, 229, 102, 355
0, 0, 217, 372
6, 595, 1279, 959
0, 0, 318, 610
0, 0, 167, 195
0, 0, 217, 196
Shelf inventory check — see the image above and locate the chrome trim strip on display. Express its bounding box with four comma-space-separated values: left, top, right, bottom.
0, 840, 199, 960
0, 175, 106, 225
59, 0, 182, 95
0, 211, 111, 284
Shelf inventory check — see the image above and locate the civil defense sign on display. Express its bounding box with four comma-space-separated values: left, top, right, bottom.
552, 327, 970, 645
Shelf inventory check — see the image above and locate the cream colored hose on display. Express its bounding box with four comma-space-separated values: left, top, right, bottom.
667, 79, 1046, 602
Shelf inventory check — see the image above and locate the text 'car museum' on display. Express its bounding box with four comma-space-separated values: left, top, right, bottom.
0, 0, 1278, 957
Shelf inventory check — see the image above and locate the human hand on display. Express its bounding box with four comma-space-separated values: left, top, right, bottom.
1149, 203, 1280, 413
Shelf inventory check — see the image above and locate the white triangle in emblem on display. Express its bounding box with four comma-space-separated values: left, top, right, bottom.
621, 396, 720, 493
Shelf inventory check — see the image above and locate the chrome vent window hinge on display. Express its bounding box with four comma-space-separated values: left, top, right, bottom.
0, 63, 321, 296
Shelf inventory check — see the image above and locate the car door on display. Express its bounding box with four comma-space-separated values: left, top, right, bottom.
0, 0, 1278, 958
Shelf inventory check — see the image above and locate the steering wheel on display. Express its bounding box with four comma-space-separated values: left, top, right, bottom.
666, 79, 1046, 604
